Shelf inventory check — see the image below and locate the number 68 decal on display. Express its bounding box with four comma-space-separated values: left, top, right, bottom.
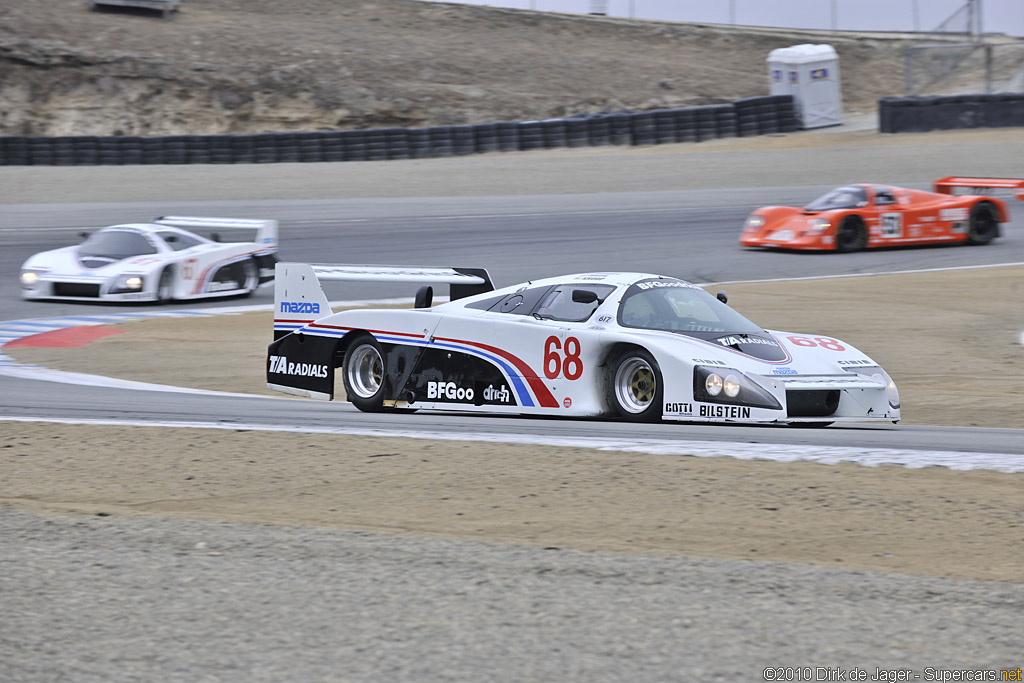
786, 335, 846, 351
544, 336, 583, 380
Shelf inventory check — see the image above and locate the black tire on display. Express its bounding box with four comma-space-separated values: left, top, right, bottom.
966, 202, 999, 246
342, 334, 386, 413
242, 258, 259, 296
835, 216, 868, 253
156, 268, 174, 304
607, 349, 663, 422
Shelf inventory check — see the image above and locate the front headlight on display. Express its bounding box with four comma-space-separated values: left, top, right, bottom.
110, 274, 145, 293
693, 365, 781, 409
808, 217, 831, 233
843, 365, 900, 409
20, 269, 46, 289
743, 215, 765, 232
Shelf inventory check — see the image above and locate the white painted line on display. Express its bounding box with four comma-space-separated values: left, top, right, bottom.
1, 415, 1022, 473
0, 364, 275, 397
703, 261, 1024, 287
0, 323, 73, 332
0, 207, 725, 234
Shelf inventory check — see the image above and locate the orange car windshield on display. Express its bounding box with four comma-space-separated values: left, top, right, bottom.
804, 186, 868, 212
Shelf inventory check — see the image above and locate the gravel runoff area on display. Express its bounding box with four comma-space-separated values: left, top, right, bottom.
2, 510, 1022, 683
3, 128, 1024, 681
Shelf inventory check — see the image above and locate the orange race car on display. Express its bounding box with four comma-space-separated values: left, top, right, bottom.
739, 177, 1024, 253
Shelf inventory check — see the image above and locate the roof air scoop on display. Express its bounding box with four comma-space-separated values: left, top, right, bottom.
78, 255, 119, 269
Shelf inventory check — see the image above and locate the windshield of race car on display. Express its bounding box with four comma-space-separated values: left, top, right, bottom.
79, 230, 159, 259
618, 279, 765, 339
803, 185, 868, 211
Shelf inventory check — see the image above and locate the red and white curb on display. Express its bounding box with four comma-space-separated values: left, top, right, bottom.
0, 306, 269, 396
0, 299, 411, 394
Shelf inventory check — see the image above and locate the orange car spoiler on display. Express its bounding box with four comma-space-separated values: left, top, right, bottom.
933, 177, 1024, 200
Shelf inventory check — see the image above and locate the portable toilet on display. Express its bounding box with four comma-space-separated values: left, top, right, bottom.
767, 44, 842, 129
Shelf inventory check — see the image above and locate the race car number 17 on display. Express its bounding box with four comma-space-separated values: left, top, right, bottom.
544, 336, 583, 380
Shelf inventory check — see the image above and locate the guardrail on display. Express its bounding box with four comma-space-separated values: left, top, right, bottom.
0, 96, 796, 166
879, 93, 1024, 133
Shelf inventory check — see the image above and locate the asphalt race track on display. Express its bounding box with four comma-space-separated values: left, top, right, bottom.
2, 188, 1024, 455
4, 146, 1024, 679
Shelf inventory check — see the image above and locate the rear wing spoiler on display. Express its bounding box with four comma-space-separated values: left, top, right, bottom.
273, 262, 494, 329
933, 177, 1024, 200
155, 215, 278, 248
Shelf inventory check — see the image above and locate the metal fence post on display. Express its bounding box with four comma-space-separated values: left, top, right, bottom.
985, 44, 992, 93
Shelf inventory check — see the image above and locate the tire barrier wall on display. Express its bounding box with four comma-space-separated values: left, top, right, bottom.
0, 96, 797, 166
879, 93, 1024, 133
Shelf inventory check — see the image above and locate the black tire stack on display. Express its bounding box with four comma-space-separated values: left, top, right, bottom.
880, 93, 1024, 133
0, 95, 815, 166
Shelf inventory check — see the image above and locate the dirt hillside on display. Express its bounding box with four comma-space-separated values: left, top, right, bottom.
1, 0, 925, 136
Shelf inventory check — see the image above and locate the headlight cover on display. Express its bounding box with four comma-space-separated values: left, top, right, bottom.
743, 215, 765, 232
808, 217, 832, 233
20, 269, 47, 289
843, 365, 900, 409
110, 274, 145, 293
693, 365, 781, 409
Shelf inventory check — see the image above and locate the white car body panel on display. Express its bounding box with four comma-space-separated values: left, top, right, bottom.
267, 263, 900, 426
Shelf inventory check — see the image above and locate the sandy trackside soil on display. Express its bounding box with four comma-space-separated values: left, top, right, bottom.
2, 422, 1022, 583
9, 267, 1024, 429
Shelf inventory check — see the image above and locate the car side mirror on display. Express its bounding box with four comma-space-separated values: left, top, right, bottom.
717, 290, 728, 304
414, 285, 433, 308
79, 231, 89, 240
572, 289, 599, 304
211, 232, 221, 242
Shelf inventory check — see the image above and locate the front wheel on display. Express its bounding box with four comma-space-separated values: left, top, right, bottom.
242, 258, 259, 296
608, 349, 663, 422
966, 202, 999, 245
342, 334, 386, 412
156, 268, 174, 303
835, 216, 867, 253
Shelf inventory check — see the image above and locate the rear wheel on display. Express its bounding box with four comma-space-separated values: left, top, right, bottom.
342, 334, 386, 413
835, 216, 867, 253
966, 202, 999, 245
608, 349, 663, 422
